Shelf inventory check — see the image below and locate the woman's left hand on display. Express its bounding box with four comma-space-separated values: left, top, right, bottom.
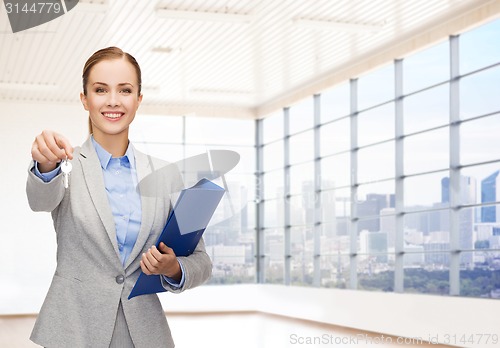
140, 242, 182, 282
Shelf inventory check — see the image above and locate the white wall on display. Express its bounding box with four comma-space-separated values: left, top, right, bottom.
0, 101, 87, 313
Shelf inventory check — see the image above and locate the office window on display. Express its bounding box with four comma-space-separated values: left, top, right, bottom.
357, 141, 395, 184
357, 102, 395, 147
404, 255, 450, 295
262, 170, 284, 200
357, 63, 395, 110
321, 82, 350, 123
404, 171, 449, 212
460, 65, 500, 120
134, 115, 256, 285
289, 130, 314, 165
320, 117, 350, 156
264, 228, 284, 284
460, 19, 500, 74
262, 111, 284, 144
257, 18, 500, 298
321, 153, 351, 189
460, 113, 500, 165
403, 84, 449, 135
321, 254, 350, 288
289, 97, 314, 135
263, 140, 284, 171
403, 40, 449, 94
290, 226, 314, 286
404, 127, 449, 175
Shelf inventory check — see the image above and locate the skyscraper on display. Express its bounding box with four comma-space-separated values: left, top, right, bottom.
481, 170, 500, 223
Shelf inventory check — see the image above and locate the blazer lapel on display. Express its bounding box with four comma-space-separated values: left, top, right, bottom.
78, 138, 122, 263
124, 147, 157, 270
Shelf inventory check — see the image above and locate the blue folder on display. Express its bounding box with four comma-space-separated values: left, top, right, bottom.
128, 178, 225, 299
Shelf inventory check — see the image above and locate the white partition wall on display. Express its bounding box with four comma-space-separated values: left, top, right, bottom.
0, 101, 87, 314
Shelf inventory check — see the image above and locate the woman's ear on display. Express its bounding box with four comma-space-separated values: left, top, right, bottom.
80, 92, 89, 111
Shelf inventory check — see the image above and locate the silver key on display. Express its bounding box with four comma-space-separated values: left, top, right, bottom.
61, 159, 72, 189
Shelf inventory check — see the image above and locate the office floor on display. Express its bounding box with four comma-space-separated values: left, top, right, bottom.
0, 312, 454, 348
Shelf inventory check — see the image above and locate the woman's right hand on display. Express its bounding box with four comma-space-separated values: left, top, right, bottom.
31, 130, 74, 173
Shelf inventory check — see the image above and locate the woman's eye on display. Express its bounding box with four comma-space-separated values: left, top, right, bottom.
121, 89, 132, 94
95, 88, 106, 93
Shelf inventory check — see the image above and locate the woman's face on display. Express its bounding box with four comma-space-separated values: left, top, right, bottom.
80, 58, 142, 139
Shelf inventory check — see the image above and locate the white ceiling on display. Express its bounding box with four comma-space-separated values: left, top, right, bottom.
0, 0, 498, 118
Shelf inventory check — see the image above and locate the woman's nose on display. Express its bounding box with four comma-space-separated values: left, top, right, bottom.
107, 91, 120, 106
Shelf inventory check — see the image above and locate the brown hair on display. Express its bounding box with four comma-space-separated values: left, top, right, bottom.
82, 47, 142, 134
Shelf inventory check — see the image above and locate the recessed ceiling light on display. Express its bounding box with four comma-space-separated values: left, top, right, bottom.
0, 82, 57, 91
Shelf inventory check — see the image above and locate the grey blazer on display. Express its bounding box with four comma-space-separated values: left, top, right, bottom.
26, 138, 212, 348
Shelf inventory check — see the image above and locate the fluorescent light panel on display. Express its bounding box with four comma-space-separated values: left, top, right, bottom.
190, 88, 252, 95
0, 82, 57, 91
293, 18, 385, 33
156, 8, 253, 23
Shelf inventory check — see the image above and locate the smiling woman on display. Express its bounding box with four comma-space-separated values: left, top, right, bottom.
26, 47, 212, 348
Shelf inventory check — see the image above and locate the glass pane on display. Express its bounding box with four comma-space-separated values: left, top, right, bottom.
288, 195, 312, 226
437, 174, 477, 207
474, 203, 500, 245
207, 243, 255, 284
461, 113, 500, 165
403, 40, 450, 94
457, 207, 475, 254
322, 223, 350, 253
404, 211, 450, 250
404, 84, 449, 134
205, 207, 256, 285
358, 142, 395, 184
321, 153, 351, 189
320, 254, 350, 288
320, 117, 350, 156
289, 162, 314, 196
404, 127, 449, 175
245, 202, 256, 230
461, 252, 500, 298
358, 103, 395, 147
358, 216, 393, 253
356, 182, 395, 219
404, 171, 449, 211
321, 82, 350, 123
460, 163, 499, 209
264, 228, 284, 284
460, 65, 500, 120
290, 226, 314, 286
131, 114, 183, 143
404, 256, 450, 295
227, 173, 256, 202
262, 170, 284, 200
358, 63, 395, 110
263, 198, 285, 228
289, 130, 314, 165
460, 19, 500, 74
263, 140, 284, 171
262, 111, 284, 144
358, 255, 394, 292
289, 97, 314, 135
321, 188, 351, 223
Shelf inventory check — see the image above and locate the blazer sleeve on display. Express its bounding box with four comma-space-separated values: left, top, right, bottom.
161, 237, 213, 293
26, 160, 65, 212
